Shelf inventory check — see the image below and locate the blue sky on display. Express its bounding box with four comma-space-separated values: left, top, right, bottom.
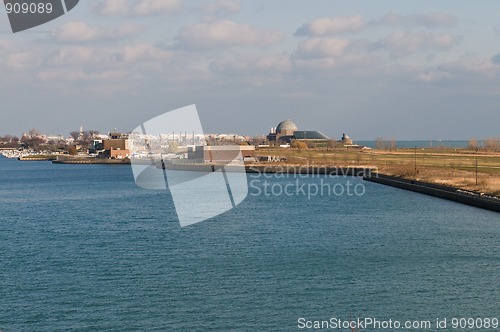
1, 0, 500, 140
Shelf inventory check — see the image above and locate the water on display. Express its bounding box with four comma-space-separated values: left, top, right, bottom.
0, 156, 498, 331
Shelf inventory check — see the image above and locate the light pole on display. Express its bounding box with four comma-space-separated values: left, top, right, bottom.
475, 148, 479, 186
414, 146, 417, 179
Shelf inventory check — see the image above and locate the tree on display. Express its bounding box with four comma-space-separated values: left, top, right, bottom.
484, 137, 500, 151
375, 137, 385, 150
468, 138, 478, 150
327, 140, 336, 150
78, 131, 92, 148
291, 141, 308, 150
70, 131, 80, 141
21, 128, 45, 150
167, 141, 179, 153
0, 135, 19, 148
389, 139, 397, 151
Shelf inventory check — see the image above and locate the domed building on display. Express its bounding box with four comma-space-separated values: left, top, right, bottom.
275, 119, 298, 136
267, 119, 330, 144
265, 118, 356, 147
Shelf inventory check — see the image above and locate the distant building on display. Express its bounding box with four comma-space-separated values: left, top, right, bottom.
99, 132, 130, 159
264, 119, 357, 147
341, 133, 353, 145
187, 145, 255, 163
266, 119, 330, 144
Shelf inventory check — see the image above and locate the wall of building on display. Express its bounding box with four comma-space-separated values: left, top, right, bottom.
103, 139, 128, 150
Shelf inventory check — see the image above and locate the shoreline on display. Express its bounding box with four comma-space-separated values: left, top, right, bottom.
364, 173, 500, 213
52, 158, 130, 164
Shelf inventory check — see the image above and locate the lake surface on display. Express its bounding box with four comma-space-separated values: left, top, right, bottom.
0, 156, 498, 331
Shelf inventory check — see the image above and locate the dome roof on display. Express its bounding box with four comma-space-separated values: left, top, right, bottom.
276, 119, 298, 134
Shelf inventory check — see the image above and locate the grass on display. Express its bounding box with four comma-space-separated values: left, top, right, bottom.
255, 147, 500, 196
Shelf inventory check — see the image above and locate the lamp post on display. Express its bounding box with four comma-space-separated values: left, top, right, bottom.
414, 146, 417, 179
475, 148, 479, 186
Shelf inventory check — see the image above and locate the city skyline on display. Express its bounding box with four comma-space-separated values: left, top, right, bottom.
1, 0, 500, 139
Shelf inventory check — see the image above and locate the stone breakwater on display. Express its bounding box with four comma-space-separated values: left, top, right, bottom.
363, 173, 500, 213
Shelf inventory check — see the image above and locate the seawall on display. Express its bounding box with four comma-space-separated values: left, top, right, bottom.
364, 173, 500, 213
163, 162, 375, 176
52, 159, 130, 165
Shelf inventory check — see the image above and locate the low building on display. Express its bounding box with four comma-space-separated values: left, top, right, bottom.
341, 133, 353, 145
188, 145, 255, 163
99, 132, 130, 159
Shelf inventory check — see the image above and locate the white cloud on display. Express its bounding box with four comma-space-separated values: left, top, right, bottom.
210, 53, 292, 75
296, 37, 349, 58
119, 43, 173, 62
200, 0, 240, 15
293, 57, 337, 71
92, 0, 180, 16
409, 13, 458, 28
52, 22, 143, 42
37, 69, 128, 82
132, 0, 180, 16
374, 12, 458, 28
380, 31, 461, 56
295, 15, 365, 36
177, 20, 284, 50
416, 70, 451, 82
92, 0, 129, 16
7, 51, 42, 70
48, 46, 94, 66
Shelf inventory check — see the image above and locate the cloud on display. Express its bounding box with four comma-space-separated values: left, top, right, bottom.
177, 20, 284, 50
409, 13, 458, 28
375, 12, 458, 28
200, 0, 240, 15
7, 51, 42, 70
92, 0, 129, 16
416, 70, 451, 82
132, 0, 180, 16
296, 37, 349, 58
118, 43, 173, 62
210, 53, 292, 76
52, 22, 143, 42
295, 15, 365, 36
37, 69, 128, 82
414, 58, 500, 92
92, 0, 180, 16
47, 46, 94, 66
491, 53, 500, 65
380, 31, 461, 56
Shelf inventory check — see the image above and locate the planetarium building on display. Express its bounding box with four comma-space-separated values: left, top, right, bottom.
266, 119, 330, 144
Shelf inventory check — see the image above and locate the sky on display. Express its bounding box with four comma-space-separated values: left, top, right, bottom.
1, 0, 500, 140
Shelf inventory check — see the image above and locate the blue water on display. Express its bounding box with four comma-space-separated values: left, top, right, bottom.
0, 156, 498, 331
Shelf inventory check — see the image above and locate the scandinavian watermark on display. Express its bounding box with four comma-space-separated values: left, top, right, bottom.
249, 166, 372, 200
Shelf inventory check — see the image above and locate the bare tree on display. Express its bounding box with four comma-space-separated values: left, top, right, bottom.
0, 135, 20, 148
70, 131, 80, 141
375, 137, 385, 150
468, 138, 478, 150
88, 130, 100, 139
327, 139, 336, 150
21, 128, 45, 150
78, 131, 93, 149
484, 137, 500, 151
389, 138, 397, 151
